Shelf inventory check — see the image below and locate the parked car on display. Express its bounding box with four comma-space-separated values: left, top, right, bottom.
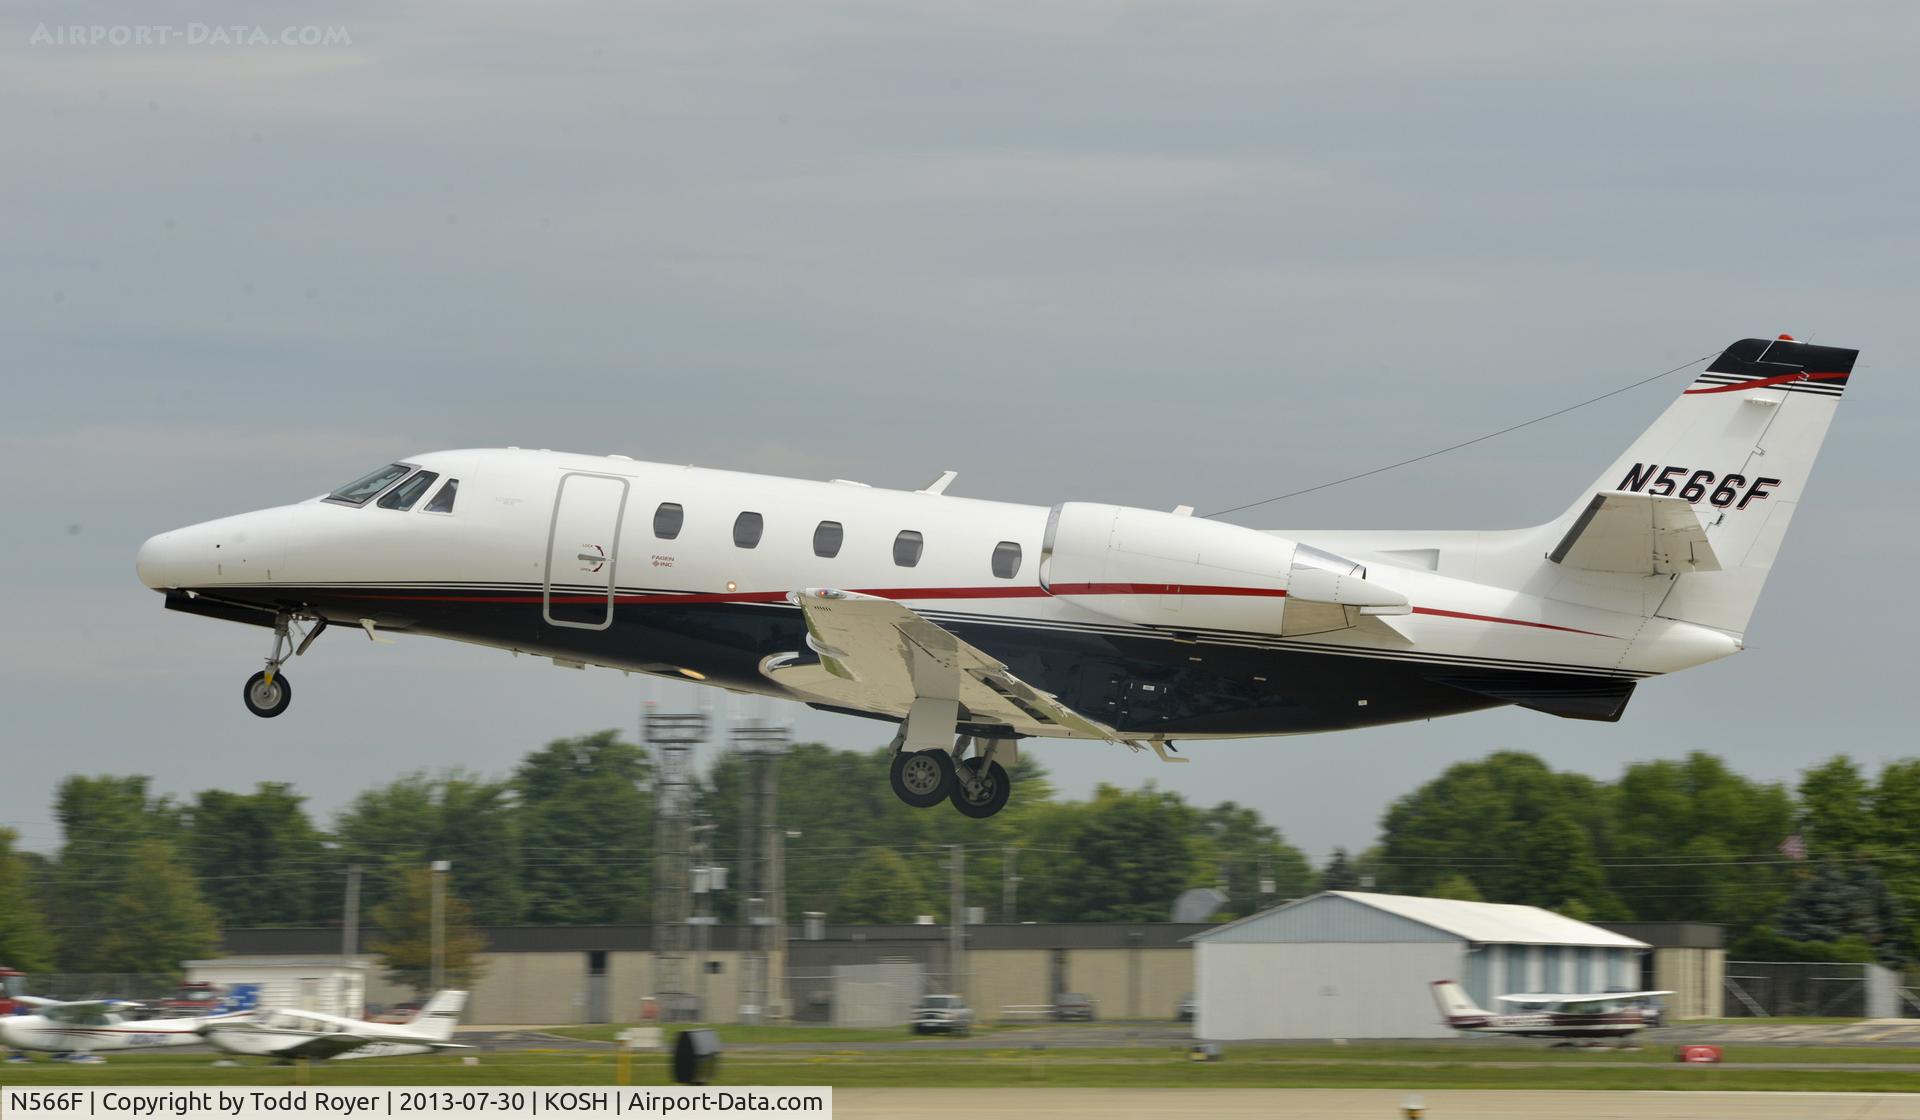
1052, 992, 1096, 1021
1176, 992, 1195, 1023
910, 994, 974, 1035
155, 982, 225, 1018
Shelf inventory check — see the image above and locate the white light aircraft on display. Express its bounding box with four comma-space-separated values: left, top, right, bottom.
137, 336, 1855, 818
0, 988, 258, 1062
194, 990, 469, 1061
1432, 980, 1674, 1041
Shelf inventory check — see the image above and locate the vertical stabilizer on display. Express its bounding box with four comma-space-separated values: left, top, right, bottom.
1562, 336, 1856, 635
1430, 979, 1486, 1022
412, 990, 468, 1041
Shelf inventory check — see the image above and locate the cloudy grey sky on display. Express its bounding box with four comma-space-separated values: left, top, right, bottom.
4, 0, 1915, 866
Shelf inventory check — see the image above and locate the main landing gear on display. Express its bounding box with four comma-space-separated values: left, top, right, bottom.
242, 612, 326, 718
887, 732, 1017, 818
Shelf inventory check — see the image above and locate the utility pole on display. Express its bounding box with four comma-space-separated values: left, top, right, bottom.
429, 860, 450, 993
342, 864, 362, 1016
647, 707, 707, 1022
732, 717, 789, 1023
948, 845, 966, 1000
342, 864, 362, 959
1002, 848, 1019, 924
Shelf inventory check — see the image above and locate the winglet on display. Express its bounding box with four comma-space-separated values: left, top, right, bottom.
918, 470, 958, 495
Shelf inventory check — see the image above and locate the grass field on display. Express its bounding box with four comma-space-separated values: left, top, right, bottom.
547, 1024, 1019, 1045
3, 1044, 1918, 1092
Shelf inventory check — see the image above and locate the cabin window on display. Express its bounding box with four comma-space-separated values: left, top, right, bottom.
377, 470, 439, 511
734, 511, 765, 549
424, 478, 459, 514
893, 529, 924, 568
654, 502, 684, 540
326, 463, 412, 506
814, 520, 844, 558
991, 541, 1022, 579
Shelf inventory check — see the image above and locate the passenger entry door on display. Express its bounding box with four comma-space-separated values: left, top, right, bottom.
545, 472, 630, 630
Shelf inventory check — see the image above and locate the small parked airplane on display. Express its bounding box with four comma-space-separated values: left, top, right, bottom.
0, 987, 259, 1062
136, 336, 1855, 818
1431, 980, 1673, 1041
195, 990, 468, 1061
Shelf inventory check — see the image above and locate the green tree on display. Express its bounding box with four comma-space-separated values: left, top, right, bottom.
1027, 785, 1200, 922
835, 848, 931, 923
1799, 757, 1875, 858
1605, 753, 1795, 928
1319, 847, 1360, 891
1194, 802, 1314, 917
335, 773, 522, 926
1869, 760, 1920, 959
0, 828, 55, 971
87, 839, 221, 973
184, 784, 337, 926
1770, 861, 1908, 968
515, 731, 653, 924
50, 775, 188, 971
1426, 873, 1484, 902
371, 866, 489, 993
1378, 752, 1618, 915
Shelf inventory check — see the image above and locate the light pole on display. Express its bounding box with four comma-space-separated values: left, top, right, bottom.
430, 860, 450, 993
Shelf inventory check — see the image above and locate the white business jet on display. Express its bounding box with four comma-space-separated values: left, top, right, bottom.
136, 336, 1855, 819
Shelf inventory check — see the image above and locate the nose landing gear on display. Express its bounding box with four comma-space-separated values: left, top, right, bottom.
242, 612, 325, 718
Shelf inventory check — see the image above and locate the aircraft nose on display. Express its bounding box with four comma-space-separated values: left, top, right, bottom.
135, 510, 292, 590
136, 530, 177, 589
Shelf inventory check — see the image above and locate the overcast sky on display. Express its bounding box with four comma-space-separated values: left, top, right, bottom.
4, 1, 1915, 872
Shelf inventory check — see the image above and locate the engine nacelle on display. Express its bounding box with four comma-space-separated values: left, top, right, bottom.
1039, 502, 1408, 637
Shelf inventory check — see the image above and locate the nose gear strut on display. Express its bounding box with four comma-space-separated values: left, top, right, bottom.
242, 612, 324, 718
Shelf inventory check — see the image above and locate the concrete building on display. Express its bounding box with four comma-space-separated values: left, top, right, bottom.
219, 921, 1207, 1026
1188, 891, 1651, 1040
1595, 921, 1725, 1019
182, 957, 366, 1018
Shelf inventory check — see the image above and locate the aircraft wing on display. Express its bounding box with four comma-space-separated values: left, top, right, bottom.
765, 589, 1141, 746
1548, 491, 1722, 575
1497, 990, 1674, 1004
331, 1040, 470, 1061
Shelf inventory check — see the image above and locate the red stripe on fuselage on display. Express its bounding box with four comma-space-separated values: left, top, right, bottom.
1684, 370, 1848, 394
346, 584, 1612, 637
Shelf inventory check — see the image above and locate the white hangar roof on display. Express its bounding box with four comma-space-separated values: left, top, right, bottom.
1189, 890, 1648, 949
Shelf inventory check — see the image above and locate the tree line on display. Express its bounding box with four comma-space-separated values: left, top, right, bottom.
0, 734, 1912, 980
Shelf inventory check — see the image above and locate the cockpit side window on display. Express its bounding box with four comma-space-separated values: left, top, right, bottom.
327, 463, 413, 506
378, 471, 440, 511
424, 478, 459, 514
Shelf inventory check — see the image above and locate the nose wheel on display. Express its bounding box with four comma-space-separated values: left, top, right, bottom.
242, 612, 324, 718
243, 670, 292, 718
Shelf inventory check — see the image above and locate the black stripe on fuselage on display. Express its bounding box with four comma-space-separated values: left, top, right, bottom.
169, 584, 1640, 736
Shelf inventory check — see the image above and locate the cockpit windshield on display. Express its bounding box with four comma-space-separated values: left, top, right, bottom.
377, 471, 440, 511
328, 463, 414, 506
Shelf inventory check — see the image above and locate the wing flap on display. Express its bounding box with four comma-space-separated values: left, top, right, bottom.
1548, 491, 1722, 575
773, 590, 1137, 744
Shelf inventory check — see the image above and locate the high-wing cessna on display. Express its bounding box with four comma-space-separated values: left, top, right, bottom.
1432, 980, 1673, 1042
195, 990, 468, 1062
136, 336, 1854, 818
0, 988, 258, 1062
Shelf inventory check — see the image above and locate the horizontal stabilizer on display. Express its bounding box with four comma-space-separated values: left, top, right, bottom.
1431, 673, 1636, 722
1548, 491, 1721, 576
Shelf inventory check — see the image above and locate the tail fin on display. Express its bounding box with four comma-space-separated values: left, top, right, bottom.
1557, 336, 1856, 635
413, 991, 468, 1041
1430, 980, 1485, 1022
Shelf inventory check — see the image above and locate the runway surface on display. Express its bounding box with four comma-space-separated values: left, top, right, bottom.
834, 1088, 1920, 1119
